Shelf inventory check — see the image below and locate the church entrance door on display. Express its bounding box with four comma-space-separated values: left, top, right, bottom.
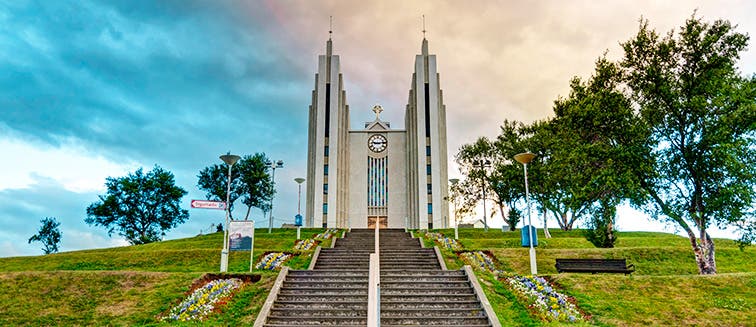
367, 216, 387, 229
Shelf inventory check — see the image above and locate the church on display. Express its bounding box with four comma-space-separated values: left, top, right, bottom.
305, 34, 450, 229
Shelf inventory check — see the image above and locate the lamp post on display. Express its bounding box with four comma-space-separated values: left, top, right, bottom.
219, 152, 241, 273
267, 160, 284, 233
449, 178, 459, 239
515, 151, 537, 275
472, 159, 491, 231
294, 177, 305, 239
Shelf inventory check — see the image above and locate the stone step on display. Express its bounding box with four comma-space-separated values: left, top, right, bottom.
381, 300, 482, 310
265, 316, 367, 325
288, 270, 368, 277
286, 276, 367, 282
380, 287, 474, 295
380, 294, 479, 302
275, 294, 368, 302
278, 288, 368, 295
381, 275, 468, 282
381, 308, 486, 318
381, 281, 470, 288
282, 281, 368, 288
272, 301, 367, 310
381, 270, 464, 276
380, 317, 491, 325
269, 308, 367, 318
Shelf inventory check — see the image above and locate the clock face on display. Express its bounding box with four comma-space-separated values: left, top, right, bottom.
368, 134, 388, 153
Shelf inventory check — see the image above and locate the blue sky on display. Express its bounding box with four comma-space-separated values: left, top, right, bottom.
1, 0, 754, 256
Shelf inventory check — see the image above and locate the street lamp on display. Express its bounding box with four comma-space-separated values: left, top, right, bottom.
449, 178, 460, 239
515, 151, 537, 275
294, 177, 305, 239
267, 160, 284, 233
472, 159, 491, 231
219, 152, 241, 273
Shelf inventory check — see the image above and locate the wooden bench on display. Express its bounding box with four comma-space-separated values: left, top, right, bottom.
555, 258, 635, 274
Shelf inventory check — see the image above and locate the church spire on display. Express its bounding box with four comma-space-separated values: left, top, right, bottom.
326, 16, 333, 57
421, 15, 429, 56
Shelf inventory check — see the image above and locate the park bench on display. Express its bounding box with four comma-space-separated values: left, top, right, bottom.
555, 258, 635, 274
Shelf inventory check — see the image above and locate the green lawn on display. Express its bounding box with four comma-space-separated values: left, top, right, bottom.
0, 228, 328, 325
423, 228, 755, 326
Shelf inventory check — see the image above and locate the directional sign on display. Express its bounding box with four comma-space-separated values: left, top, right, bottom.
191, 200, 227, 210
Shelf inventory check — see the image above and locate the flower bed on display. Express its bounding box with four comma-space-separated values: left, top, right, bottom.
162, 278, 242, 322
294, 238, 318, 251
255, 252, 292, 270
461, 250, 501, 274
507, 275, 584, 322
425, 232, 463, 251
314, 228, 339, 240
457, 250, 585, 323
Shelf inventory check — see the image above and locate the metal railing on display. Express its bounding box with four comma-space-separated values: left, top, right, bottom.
367, 227, 380, 327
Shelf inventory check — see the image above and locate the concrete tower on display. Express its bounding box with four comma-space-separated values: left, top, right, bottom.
404, 37, 450, 229
305, 36, 351, 228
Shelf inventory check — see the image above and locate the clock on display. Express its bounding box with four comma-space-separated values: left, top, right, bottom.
368, 134, 388, 153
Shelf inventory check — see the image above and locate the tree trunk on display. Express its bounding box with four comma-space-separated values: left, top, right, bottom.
688, 231, 717, 274
498, 203, 508, 230
244, 205, 252, 220
543, 207, 551, 238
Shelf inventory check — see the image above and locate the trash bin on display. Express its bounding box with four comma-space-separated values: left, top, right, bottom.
294, 214, 303, 227
520, 225, 538, 247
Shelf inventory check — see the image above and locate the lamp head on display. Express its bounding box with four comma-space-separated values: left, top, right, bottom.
294, 177, 306, 184
220, 152, 241, 166
514, 152, 536, 164
449, 178, 459, 185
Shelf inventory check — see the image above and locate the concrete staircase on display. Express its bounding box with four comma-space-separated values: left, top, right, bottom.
260, 229, 374, 326
379, 229, 495, 326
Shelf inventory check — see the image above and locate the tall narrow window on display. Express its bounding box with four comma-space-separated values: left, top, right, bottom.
323, 203, 328, 214
323, 184, 328, 194
426, 164, 431, 175
324, 84, 331, 137
324, 164, 329, 175
426, 146, 431, 156
427, 183, 432, 194
427, 203, 433, 214
424, 83, 430, 137
324, 146, 329, 157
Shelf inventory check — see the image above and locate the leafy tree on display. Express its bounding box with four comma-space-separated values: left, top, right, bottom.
550, 55, 651, 245
197, 162, 243, 219
237, 154, 275, 220
197, 153, 274, 220
620, 15, 756, 274
28, 217, 61, 254
86, 166, 189, 245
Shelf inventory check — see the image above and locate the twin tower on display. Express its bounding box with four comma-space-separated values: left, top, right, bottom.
305, 36, 449, 230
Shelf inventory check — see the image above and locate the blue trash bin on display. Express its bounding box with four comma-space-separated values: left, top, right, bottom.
294, 214, 303, 226
520, 225, 538, 247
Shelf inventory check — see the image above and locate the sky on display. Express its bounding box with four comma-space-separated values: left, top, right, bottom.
1, 0, 754, 257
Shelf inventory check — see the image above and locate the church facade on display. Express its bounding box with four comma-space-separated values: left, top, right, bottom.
305, 36, 449, 229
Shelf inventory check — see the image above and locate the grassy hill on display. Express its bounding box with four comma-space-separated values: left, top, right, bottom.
427, 228, 756, 327
0, 228, 328, 326
1, 227, 753, 326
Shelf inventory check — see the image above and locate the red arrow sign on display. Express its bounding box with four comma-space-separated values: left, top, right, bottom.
191, 200, 227, 210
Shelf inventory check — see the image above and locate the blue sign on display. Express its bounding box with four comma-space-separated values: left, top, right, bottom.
294, 214, 303, 226
521, 225, 538, 247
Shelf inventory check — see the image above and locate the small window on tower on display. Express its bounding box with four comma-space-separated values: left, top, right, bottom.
324, 165, 329, 175
427, 203, 433, 214
324, 146, 329, 157
323, 184, 328, 194
426, 164, 431, 175
426, 146, 431, 156
323, 203, 328, 214
427, 183, 432, 194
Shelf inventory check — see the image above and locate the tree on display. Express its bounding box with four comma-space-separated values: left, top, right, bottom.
197, 153, 274, 220
197, 162, 243, 219
86, 166, 189, 245
236, 154, 275, 220
28, 217, 61, 254
550, 56, 651, 246
621, 15, 756, 274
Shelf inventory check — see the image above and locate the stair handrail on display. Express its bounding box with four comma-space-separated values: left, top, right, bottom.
367, 227, 380, 327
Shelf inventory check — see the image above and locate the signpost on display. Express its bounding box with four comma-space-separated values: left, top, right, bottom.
229, 220, 255, 272
190, 200, 227, 210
